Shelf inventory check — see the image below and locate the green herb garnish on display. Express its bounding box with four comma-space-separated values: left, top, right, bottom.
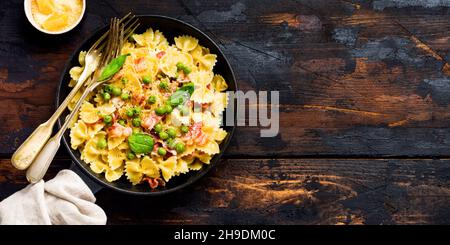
99, 54, 130, 81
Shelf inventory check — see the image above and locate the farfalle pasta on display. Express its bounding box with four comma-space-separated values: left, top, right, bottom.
68, 28, 228, 188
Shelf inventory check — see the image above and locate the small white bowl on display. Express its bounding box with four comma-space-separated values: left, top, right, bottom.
24, 0, 86, 35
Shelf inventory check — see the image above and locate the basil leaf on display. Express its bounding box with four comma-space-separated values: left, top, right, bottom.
128, 133, 154, 154
178, 82, 195, 95
99, 54, 129, 81
169, 90, 190, 107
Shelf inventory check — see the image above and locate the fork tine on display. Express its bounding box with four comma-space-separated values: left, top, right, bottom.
118, 12, 132, 25
88, 13, 133, 54
115, 18, 122, 55
104, 18, 119, 65
100, 19, 114, 67
96, 14, 135, 75
117, 24, 124, 57
124, 21, 140, 41
97, 15, 136, 52
87, 31, 108, 54
121, 14, 136, 28
123, 18, 137, 39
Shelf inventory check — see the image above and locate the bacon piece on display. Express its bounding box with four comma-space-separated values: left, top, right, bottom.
132, 93, 146, 106
134, 57, 147, 72
181, 122, 207, 146
142, 113, 162, 130
190, 122, 202, 139
201, 103, 210, 110
143, 177, 159, 189
156, 178, 166, 187
196, 133, 208, 146
112, 111, 119, 122
122, 127, 132, 137
107, 123, 132, 138
156, 51, 165, 59
153, 142, 160, 152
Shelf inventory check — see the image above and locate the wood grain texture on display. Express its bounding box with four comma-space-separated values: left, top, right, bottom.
1, 158, 449, 224
0, 0, 449, 156
0, 0, 449, 225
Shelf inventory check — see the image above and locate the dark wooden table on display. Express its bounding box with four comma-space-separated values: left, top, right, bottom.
1, 0, 450, 224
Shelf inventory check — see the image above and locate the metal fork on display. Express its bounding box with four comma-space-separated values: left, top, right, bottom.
26, 17, 134, 183
11, 13, 137, 170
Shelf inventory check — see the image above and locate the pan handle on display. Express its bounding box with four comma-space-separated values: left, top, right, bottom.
69, 162, 103, 194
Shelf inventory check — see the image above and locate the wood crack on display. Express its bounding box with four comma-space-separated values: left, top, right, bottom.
302, 105, 385, 117
394, 20, 449, 75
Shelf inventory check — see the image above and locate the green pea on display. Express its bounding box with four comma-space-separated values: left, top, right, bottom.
154, 123, 163, 133
175, 142, 185, 153
121, 77, 128, 84
103, 115, 112, 124
183, 66, 192, 74
167, 139, 177, 149
180, 125, 189, 133
132, 118, 141, 127
176, 62, 184, 71
157, 147, 167, 156
176, 62, 192, 74
127, 152, 136, 160
164, 104, 173, 114
126, 108, 134, 117
111, 86, 122, 96
159, 81, 169, 90
159, 131, 169, 140
121, 92, 130, 100
142, 76, 152, 84
103, 92, 111, 101
147, 95, 156, 104
96, 138, 107, 149
118, 119, 126, 126
167, 128, 176, 138
132, 107, 142, 116
155, 106, 166, 116
104, 85, 113, 93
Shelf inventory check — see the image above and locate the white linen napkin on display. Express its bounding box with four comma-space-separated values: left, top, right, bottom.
0, 169, 106, 225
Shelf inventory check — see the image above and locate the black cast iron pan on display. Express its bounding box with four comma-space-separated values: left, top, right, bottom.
56, 15, 237, 195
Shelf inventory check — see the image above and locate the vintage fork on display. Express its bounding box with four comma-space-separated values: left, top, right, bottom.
11, 13, 136, 170
26, 17, 134, 183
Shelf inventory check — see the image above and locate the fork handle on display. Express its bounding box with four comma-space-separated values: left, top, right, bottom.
11, 123, 53, 170
11, 67, 91, 170
26, 135, 61, 183
11, 89, 73, 170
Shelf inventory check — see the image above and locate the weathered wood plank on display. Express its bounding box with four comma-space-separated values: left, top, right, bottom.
1, 158, 449, 224
0, 0, 449, 157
